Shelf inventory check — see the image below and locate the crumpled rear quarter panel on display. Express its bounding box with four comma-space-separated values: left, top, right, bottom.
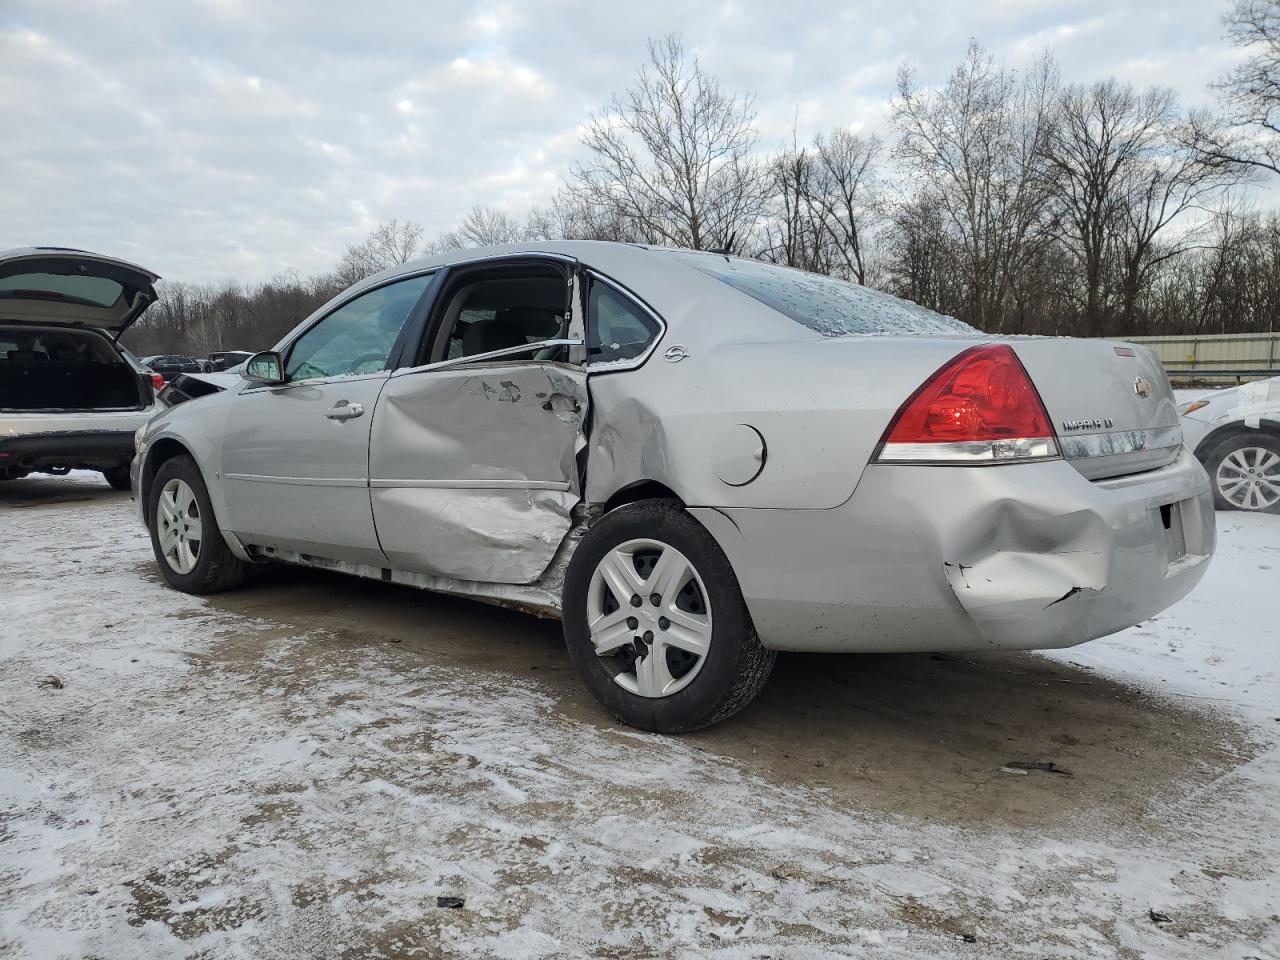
692, 449, 1214, 653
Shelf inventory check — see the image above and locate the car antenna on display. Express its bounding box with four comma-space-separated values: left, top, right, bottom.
707, 232, 736, 261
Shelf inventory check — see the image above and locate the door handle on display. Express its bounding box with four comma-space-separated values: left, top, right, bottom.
325, 401, 364, 421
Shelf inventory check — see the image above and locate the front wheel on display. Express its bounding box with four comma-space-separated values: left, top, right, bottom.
562, 499, 775, 732
148, 455, 248, 593
1205, 434, 1280, 514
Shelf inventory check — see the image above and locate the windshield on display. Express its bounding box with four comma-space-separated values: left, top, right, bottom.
669, 253, 974, 337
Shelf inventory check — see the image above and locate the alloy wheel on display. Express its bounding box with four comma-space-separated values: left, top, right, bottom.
586, 538, 713, 698
157, 477, 203, 573
1215, 446, 1280, 510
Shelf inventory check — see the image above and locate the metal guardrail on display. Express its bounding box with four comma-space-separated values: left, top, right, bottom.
1162, 366, 1280, 384
1126, 333, 1280, 384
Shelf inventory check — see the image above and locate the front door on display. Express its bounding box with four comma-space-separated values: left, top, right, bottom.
221, 272, 435, 564
369, 259, 588, 583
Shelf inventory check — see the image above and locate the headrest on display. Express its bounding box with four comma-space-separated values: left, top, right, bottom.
495, 305, 561, 339
462, 319, 528, 357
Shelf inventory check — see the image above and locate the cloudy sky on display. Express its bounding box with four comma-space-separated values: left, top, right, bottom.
0, 0, 1247, 285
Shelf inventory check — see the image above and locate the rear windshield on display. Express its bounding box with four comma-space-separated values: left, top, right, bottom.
0, 272, 124, 309
669, 253, 974, 337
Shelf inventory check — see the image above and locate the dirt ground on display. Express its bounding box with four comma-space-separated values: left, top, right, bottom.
2, 473, 1277, 959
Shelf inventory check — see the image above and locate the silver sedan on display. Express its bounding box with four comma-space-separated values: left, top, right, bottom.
133, 241, 1215, 731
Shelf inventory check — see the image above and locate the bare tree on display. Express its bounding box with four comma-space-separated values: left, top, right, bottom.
1042, 81, 1183, 334
1189, 0, 1280, 176
808, 129, 882, 284
758, 142, 829, 271
334, 219, 425, 284
892, 43, 1057, 331
568, 34, 765, 250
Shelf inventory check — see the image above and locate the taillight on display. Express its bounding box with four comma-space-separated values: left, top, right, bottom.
149, 372, 165, 392
876, 344, 1059, 463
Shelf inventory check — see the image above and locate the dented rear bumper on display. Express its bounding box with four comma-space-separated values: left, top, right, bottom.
691, 447, 1214, 653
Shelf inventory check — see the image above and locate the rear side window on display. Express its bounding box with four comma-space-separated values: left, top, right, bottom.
588, 281, 659, 364
669, 253, 973, 337
0, 273, 123, 309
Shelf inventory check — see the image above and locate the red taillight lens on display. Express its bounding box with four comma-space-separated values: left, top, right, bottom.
149, 372, 165, 392
877, 345, 1059, 463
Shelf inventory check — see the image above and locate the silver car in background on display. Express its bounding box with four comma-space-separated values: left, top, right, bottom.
1, 247, 163, 488
133, 241, 1215, 731
1180, 376, 1280, 513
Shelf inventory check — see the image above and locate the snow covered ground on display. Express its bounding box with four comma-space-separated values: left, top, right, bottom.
1, 473, 1277, 959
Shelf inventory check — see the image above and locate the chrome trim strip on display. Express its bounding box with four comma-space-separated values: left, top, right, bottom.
1058, 425, 1184, 460
224, 473, 365, 487
369, 478, 570, 491
877, 437, 1060, 463
392, 340, 584, 378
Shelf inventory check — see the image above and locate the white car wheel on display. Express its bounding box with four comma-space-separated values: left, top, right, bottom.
1212, 441, 1280, 512
157, 477, 203, 574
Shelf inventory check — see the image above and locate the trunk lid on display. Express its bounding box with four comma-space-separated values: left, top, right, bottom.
1009, 338, 1181, 480
0, 247, 160, 338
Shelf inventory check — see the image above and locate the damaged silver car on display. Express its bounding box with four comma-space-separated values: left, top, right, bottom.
133, 242, 1215, 731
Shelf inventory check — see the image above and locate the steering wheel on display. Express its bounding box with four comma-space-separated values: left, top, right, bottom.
345, 352, 387, 375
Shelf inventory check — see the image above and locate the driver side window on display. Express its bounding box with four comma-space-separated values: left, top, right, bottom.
285, 273, 434, 380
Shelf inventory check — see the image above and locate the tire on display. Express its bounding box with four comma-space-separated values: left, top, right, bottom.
148, 454, 248, 593
1204, 433, 1280, 514
103, 463, 132, 491
562, 499, 775, 732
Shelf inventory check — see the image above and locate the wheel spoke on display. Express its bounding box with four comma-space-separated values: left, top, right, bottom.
176, 482, 195, 516
646, 548, 691, 606
589, 607, 635, 655
1227, 450, 1251, 473
159, 525, 179, 554
158, 493, 178, 525
597, 549, 644, 604
661, 606, 712, 655
635, 644, 677, 697
184, 517, 203, 543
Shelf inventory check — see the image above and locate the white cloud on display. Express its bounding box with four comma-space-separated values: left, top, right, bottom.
0, 0, 1247, 284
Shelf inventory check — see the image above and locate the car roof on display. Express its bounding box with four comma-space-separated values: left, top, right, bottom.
337, 240, 799, 348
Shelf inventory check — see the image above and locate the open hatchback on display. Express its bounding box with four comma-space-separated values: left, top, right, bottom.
0, 247, 164, 488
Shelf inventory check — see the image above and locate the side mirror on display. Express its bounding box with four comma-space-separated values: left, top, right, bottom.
241, 351, 286, 385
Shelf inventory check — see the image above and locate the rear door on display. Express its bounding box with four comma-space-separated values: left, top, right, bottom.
368, 257, 589, 584
220, 272, 436, 565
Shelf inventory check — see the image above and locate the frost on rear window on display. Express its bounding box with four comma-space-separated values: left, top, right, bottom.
671, 253, 974, 337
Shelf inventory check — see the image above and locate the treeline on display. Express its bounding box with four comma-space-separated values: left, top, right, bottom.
125, 4, 1280, 356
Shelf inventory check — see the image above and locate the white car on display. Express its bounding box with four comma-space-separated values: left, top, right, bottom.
0, 247, 164, 488
1180, 376, 1280, 513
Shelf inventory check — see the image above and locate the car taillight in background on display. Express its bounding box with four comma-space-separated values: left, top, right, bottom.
150, 372, 165, 392
876, 344, 1059, 463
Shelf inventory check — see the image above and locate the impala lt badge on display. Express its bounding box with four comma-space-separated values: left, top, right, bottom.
1133, 376, 1153, 398
1062, 417, 1115, 432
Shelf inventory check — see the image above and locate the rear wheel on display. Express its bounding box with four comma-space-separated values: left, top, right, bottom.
103, 463, 132, 491
148, 455, 248, 593
562, 500, 774, 732
1206, 434, 1280, 514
